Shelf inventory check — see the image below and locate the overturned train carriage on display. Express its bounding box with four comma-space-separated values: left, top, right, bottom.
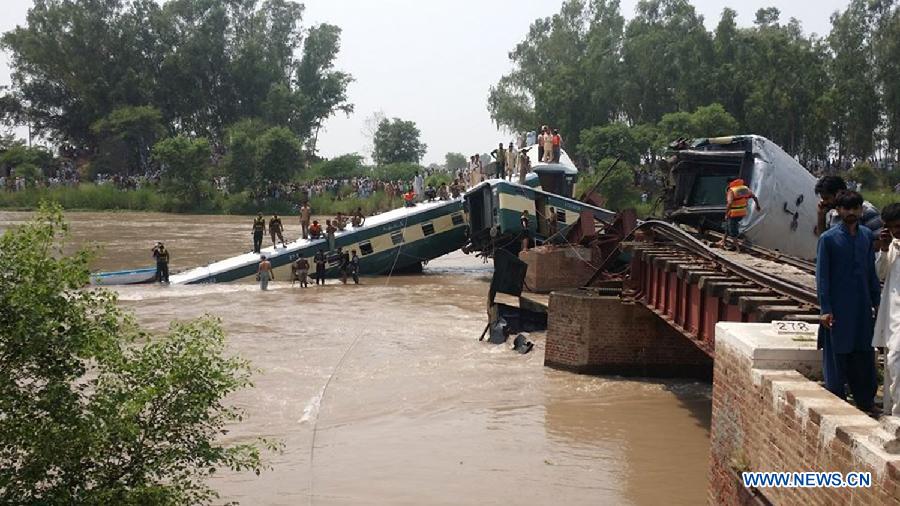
663, 135, 819, 259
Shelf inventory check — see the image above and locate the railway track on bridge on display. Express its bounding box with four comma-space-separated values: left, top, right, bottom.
612, 220, 819, 356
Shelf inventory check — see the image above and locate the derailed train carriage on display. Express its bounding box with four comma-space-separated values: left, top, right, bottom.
463, 147, 615, 255
663, 135, 820, 259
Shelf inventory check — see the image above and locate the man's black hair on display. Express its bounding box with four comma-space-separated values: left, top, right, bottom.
833, 189, 863, 209
814, 175, 847, 196
882, 202, 900, 223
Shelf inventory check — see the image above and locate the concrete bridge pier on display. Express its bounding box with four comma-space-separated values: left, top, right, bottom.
544, 288, 713, 380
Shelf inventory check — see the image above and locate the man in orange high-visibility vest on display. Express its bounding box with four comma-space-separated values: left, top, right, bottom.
718, 178, 762, 250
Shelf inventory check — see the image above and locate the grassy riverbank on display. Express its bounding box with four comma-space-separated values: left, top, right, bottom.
0, 184, 404, 215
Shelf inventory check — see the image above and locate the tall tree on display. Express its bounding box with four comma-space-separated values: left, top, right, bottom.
1, 0, 352, 156
827, 0, 882, 161
372, 118, 427, 165
444, 152, 467, 171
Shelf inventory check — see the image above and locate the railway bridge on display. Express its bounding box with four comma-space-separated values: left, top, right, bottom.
533, 219, 900, 506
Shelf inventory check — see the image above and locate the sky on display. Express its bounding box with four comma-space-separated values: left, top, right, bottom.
0, 0, 852, 165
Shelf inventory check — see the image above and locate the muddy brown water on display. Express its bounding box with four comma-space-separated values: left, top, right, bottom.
0, 211, 711, 505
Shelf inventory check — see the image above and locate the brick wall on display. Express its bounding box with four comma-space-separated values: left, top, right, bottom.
545, 289, 712, 379
520, 246, 595, 293
710, 323, 900, 505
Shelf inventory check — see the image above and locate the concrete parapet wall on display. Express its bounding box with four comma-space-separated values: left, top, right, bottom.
520, 246, 595, 293
544, 289, 712, 379
710, 322, 900, 505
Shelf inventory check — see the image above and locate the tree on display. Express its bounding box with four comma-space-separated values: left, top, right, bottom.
657, 111, 695, 141
224, 119, 268, 193
257, 127, 303, 186
444, 152, 467, 171
488, 0, 625, 149
690, 103, 739, 137
91, 106, 165, 175
578, 157, 638, 210
1, 0, 352, 154
0, 205, 272, 504
577, 122, 640, 165
309, 153, 366, 179
372, 118, 427, 165
153, 136, 211, 199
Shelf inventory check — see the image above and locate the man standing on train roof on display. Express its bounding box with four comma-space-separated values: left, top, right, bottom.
351, 207, 366, 227
491, 143, 507, 181
506, 141, 517, 181
413, 171, 424, 203
816, 190, 881, 413
717, 178, 761, 250
252, 212, 266, 253
269, 213, 286, 248
299, 202, 311, 240
874, 203, 900, 415
518, 148, 530, 185
815, 175, 882, 238
152, 242, 169, 283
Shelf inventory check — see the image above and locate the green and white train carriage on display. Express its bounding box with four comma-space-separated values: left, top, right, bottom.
165, 199, 468, 285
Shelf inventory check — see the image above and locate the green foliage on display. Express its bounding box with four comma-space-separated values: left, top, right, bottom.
690, 103, 739, 138
848, 161, 880, 190
657, 103, 739, 142
491, 0, 900, 163
577, 157, 639, 211
310, 153, 367, 179
577, 122, 640, 165
153, 136, 211, 200
0, 143, 53, 179
444, 152, 467, 171
91, 105, 165, 175
373, 162, 423, 182
372, 118, 427, 165
1, 0, 351, 155
257, 127, 302, 185
426, 172, 451, 187
0, 204, 273, 504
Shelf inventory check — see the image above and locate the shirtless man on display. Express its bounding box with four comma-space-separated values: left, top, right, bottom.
351, 207, 366, 227
257, 255, 274, 290
292, 256, 310, 287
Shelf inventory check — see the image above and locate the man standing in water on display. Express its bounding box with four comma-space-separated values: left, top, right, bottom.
350, 250, 360, 284
314, 249, 327, 285
299, 202, 311, 240
816, 190, 881, 413
257, 255, 274, 290
252, 212, 266, 253
338, 247, 350, 284
270, 213, 286, 248
152, 242, 169, 283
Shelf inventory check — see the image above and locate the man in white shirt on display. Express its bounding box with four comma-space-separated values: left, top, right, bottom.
874, 203, 900, 415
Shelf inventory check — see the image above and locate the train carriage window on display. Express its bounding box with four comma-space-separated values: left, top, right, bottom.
327, 252, 341, 266
359, 241, 374, 256
556, 209, 567, 223
391, 231, 405, 245
451, 213, 464, 226
421, 222, 435, 236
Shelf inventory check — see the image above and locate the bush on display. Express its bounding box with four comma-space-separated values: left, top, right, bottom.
0, 205, 275, 504
848, 161, 880, 190
373, 162, 422, 182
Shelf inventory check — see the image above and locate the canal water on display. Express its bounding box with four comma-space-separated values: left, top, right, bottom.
0, 211, 712, 505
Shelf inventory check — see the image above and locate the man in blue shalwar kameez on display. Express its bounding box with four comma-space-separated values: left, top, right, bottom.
816, 190, 881, 411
